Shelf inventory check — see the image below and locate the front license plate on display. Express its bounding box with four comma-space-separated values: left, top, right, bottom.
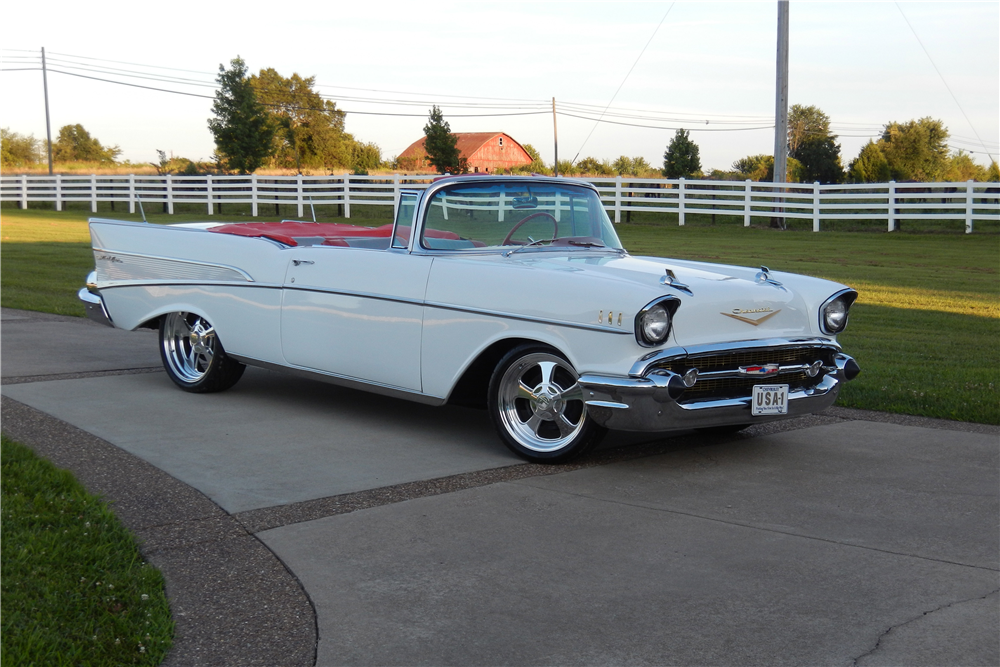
752, 384, 789, 416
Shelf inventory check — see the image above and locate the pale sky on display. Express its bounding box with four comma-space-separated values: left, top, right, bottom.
2, 1, 997, 172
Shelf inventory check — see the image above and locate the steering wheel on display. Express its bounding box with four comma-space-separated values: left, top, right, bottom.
502, 212, 559, 245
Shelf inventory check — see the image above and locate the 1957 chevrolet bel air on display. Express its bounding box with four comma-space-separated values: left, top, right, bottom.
79, 175, 859, 462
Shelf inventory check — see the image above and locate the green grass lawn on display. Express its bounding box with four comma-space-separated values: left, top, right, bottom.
2, 207, 997, 423
1, 436, 173, 665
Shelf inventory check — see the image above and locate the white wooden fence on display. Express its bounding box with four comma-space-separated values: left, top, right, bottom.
1, 173, 997, 233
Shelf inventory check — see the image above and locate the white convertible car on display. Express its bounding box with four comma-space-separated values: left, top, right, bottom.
80, 176, 860, 462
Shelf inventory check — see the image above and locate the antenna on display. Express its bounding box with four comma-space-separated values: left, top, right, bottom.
308, 195, 317, 222
136, 193, 147, 223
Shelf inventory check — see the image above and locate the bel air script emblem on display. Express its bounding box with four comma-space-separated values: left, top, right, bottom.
722, 307, 781, 326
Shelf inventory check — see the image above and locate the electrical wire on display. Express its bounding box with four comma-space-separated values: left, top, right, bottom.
895, 2, 996, 163
571, 2, 676, 164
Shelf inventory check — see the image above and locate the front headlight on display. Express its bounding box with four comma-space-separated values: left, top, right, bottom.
635, 297, 680, 347
820, 289, 858, 334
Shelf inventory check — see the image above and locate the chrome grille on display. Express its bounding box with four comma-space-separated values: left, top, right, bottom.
654, 346, 838, 401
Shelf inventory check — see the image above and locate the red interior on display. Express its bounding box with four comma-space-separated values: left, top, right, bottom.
208, 221, 463, 247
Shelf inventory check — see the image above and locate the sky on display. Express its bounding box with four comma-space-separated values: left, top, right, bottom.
2, 1, 997, 172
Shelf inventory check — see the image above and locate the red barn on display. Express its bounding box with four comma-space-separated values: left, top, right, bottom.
398, 132, 533, 173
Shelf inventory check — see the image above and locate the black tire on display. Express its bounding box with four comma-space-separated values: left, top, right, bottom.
487, 344, 606, 463
159, 312, 245, 393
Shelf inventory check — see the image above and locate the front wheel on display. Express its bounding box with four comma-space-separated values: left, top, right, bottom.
159, 312, 245, 393
488, 345, 606, 463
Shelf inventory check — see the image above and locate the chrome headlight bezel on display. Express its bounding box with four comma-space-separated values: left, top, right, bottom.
819, 289, 858, 335
635, 296, 681, 347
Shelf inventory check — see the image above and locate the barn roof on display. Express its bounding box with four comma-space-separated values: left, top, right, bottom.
398, 132, 528, 159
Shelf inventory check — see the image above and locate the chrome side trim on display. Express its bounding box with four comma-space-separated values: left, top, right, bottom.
86, 281, 634, 335
228, 354, 446, 407
423, 301, 634, 335
93, 248, 255, 283
630, 337, 840, 378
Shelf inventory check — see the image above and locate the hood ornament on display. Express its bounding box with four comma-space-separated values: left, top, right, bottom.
660, 269, 693, 296
755, 266, 787, 291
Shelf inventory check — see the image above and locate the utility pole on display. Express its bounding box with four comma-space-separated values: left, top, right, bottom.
772, 1, 789, 185
42, 46, 54, 175
552, 97, 559, 177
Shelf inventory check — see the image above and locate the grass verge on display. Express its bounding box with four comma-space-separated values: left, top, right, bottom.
1, 435, 173, 665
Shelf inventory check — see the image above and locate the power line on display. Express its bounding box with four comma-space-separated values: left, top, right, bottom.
571, 2, 676, 163
895, 2, 996, 163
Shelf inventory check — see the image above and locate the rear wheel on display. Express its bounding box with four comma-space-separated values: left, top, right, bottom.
159, 312, 245, 393
488, 344, 605, 463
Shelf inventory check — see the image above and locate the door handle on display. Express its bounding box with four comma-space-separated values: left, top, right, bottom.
292, 260, 314, 266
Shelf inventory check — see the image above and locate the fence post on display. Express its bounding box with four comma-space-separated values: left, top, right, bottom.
812, 181, 820, 232
128, 174, 135, 214
887, 181, 896, 232
206, 174, 213, 215
343, 174, 351, 218
20, 174, 28, 209
89, 174, 97, 213
744, 179, 752, 227
965, 179, 974, 234
251, 174, 258, 217
166, 174, 174, 215
393, 173, 401, 220
55, 174, 62, 211
614, 175, 622, 223
297, 174, 304, 218
677, 178, 685, 226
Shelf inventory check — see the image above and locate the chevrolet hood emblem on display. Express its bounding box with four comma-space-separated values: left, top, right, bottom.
722, 308, 781, 326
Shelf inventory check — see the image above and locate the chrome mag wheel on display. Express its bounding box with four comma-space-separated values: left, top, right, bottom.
159, 312, 244, 393
489, 345, 605, 462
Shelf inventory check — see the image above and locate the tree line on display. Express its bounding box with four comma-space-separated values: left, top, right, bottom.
3, 85, 997, 182
656, 105, 999, 183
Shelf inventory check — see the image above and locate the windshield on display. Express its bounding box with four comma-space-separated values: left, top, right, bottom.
419, 181, 623, 252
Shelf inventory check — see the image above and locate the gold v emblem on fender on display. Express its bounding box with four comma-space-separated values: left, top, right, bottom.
722, 309, 782, 326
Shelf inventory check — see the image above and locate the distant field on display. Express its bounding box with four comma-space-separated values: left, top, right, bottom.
2, 208, 997, 424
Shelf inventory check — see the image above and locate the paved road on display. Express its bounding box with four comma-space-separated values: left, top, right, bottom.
2, 307, 998, 666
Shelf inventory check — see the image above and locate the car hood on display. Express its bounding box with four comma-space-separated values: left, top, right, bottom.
426, 250, 850, 348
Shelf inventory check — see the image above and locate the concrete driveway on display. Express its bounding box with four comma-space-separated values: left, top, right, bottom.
2, 307, 997, 666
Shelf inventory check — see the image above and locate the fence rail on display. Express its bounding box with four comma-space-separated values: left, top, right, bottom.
2, 173, 997, 233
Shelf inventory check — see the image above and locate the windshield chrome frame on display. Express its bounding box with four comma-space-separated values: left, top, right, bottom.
407, 176, 623, 256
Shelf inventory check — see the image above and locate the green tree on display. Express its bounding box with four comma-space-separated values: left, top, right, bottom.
787, 105, 842, 184
208, 57, 275, 174
878, 117, 949, 182
662, 129, 701, 178
51, 124, 121, 163
423, 106, 462, 174
250, 68, 353, 171
733, 154, 803, 182
576, 156, 612, 175
612, 156, 633, 176
846, 141, 891, 183
1, 128, 43, 167
351, 141, 382, 174
787, 104, 831, 155
522, 144, 541, 162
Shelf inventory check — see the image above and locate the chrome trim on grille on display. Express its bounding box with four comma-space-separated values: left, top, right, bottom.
630, 337, 840, 378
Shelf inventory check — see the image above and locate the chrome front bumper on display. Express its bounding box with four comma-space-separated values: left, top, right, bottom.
78, 272, 114, 327
578, 340, 860, 432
